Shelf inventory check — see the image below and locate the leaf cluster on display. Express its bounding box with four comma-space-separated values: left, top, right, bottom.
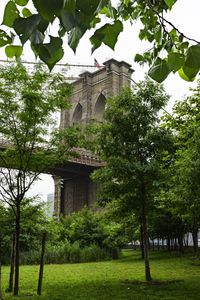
1, 0, 199, 82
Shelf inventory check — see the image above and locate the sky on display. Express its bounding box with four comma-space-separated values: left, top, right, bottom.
0, 0, 200, 201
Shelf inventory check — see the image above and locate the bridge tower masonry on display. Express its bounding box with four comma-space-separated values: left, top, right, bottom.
53, 59, 134, 217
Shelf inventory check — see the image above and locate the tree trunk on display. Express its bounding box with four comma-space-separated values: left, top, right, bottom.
167, 236, 170, 251
174, 238, 178, 250
157, 238, 160, 251
14, 205, 20, 296
133, 241, 136, 250
192, 228, 198, 253
140, 225, 144, 259
37, 232, 47, 296
152, 239, 154, 251
0, 237, 3, 300
178, 232, 184, 253
141, 205, 152, 282
162, 239, 164, 249
8, 233, 15, 292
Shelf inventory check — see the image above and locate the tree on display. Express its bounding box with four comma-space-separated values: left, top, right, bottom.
1, 1, 199, 82
90, 80, 170, 281
0, 64, 77, 296
163, 80, 200, 252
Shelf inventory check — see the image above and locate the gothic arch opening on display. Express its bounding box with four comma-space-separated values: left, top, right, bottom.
72, 103, 82, 124
94, 94, 106, 122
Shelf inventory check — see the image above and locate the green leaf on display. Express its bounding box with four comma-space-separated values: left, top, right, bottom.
182, 65, 199, 81
90, 20, 123, 52
68, 27, 86, 52
14, 0, 29, 6
134, 54, 144, 63
148, 58, 170, 83
14, 15, 41, 44
37, 18, 49, 33
185, 45, 200, 69
29, 30, 44, 44
179, 41, 189, 50
90, 17, 101, 28
154, 26, 162, 44
76, 0, 102, 16
22, 8, 32, 18
0, 30, 12, 47
5, 45, 23, 58
32, 36, 64, 70
2, 1, 19, 27
164, 0, 177, 9
32, 0, 63, 21
60, 9, 76, 31
64, 0, 76, 14
167, 52, 185, 72
178, 68, 191, 82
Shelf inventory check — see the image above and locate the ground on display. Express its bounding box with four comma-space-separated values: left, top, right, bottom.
2, 250, 200, 299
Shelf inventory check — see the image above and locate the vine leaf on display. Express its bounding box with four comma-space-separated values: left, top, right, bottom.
14, 15, 41, 44
32, 36, 64, 71
148, 58, 170, 83
68, 27, 86, 52
14, 0, 29, 6
90, 20, 123, 52
2, 1, 19, 27
167, 52, 185, 73
164, 0, 177, 9
5, 45, 23, 58
0, 30, 12, 47
32, 0, 63, 22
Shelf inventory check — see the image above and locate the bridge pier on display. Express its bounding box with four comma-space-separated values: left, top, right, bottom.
54, 59, 133, 216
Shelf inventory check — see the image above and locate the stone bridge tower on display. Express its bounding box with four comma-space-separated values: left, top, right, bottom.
53, 59, 133, 217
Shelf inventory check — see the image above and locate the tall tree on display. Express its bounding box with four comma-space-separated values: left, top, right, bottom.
91, 80, 170, 281
163, 80, 200, 252
0, 1, 199, 82
0, 64, 76, 296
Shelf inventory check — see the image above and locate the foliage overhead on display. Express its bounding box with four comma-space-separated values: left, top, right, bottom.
1, 0, 199, 81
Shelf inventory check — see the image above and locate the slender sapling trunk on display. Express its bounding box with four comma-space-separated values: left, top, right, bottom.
8, 233, 15, 292
0, 237, 3, 300
37, 232, 47, 296
14, 204, 20, 296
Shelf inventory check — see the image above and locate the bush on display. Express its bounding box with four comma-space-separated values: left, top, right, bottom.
80, 244, 109, 262
17, 207, 128, 265
19, 241, 110, 265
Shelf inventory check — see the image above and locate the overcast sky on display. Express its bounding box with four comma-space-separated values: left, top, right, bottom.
0, 0, 199, 201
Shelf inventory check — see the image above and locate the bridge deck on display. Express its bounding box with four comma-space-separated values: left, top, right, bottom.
0, 138, 103, 169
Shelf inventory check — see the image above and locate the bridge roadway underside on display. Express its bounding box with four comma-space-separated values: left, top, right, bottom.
50, 160, 99, 178
51, 161, 101, 216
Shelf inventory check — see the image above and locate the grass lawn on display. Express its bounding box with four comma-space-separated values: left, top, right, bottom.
1, 249, 200, 299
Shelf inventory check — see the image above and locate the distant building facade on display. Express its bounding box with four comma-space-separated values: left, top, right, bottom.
46, 193, 54, 218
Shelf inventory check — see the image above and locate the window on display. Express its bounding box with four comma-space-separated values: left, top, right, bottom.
94, 94, 106, 122
72, 103, 82, 124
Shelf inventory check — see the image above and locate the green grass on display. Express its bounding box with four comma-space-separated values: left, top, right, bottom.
2, 250, 200, 299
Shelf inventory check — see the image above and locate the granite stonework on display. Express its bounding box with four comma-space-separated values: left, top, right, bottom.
53, 59, 133, 218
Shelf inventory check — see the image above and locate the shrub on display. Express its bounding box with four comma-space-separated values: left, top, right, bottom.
19, 241, 110, 265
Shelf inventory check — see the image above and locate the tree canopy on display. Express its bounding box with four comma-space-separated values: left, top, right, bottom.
90, 80, 171, 281
1, 0, 200, 82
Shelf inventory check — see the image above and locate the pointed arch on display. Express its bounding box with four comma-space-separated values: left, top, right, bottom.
72, 103, 82, 124
94, 93, 106, 122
